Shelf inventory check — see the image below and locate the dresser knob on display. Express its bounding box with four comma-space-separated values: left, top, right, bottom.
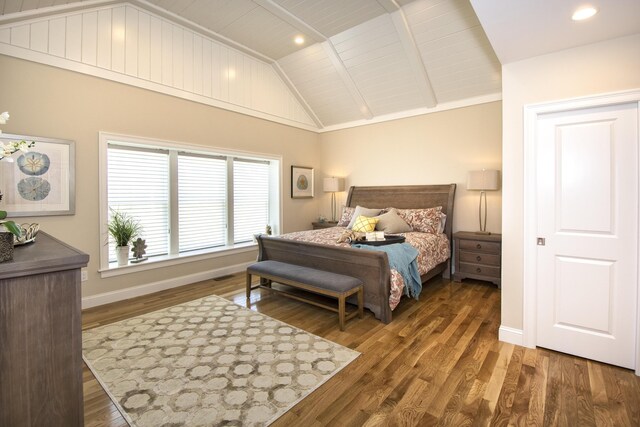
476, 243, 482, 249
476, 256, 482, 262
476, 267, 482, 273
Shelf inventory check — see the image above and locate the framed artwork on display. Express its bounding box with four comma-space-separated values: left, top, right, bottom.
291, 165, 314, 198
0, 133, 75, 216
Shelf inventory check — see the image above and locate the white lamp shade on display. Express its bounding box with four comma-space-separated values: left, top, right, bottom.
323, 177, 344, 192
467, 170, 500, 191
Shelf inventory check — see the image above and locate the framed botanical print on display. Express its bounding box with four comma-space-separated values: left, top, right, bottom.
291, 165, 314, 198
0, 133, 75, 216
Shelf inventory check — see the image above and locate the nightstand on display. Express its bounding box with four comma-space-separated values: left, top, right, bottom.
453, 231, 501, 287
312, 221, 338, 230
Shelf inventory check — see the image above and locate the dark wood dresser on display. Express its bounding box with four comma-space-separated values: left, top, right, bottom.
453, 231, 501, 287
0, 232, 89, 426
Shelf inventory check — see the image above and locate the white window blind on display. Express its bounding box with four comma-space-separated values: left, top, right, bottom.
107, 146, 170, 261
178, 153, 227, 252
234, 159, 269, 243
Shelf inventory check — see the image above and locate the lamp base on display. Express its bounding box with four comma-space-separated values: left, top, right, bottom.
475, 230, 492, 235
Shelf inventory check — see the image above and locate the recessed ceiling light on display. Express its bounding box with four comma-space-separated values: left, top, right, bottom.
294, 36, 305, 45
572, 6, 597, 21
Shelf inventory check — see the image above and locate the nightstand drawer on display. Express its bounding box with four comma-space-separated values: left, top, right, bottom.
459, 240, 500, 254
459, 252, 500, 266
459, 262, 500, 278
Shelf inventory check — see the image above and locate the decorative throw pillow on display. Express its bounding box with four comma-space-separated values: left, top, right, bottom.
351, 215, 379, 233
395, 206, 443, 234
347, 206, 382, 229
337, 207, 355, 227
374, 209, 412, 233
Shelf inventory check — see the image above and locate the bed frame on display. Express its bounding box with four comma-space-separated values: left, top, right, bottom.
257, 184, 456, 323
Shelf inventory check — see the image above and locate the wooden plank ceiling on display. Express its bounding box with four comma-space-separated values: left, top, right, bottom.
0, 0, 501, 129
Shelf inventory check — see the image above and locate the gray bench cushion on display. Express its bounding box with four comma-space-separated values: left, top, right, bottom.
247, 260, 361, 293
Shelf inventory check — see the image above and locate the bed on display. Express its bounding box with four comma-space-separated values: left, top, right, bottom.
256, 184, 456, 323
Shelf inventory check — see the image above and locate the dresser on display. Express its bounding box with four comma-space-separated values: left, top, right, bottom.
453, 231, 501, 287
0, 232, 89, 426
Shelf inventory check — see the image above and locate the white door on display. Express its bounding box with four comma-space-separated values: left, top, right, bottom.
536, 102, 638, 369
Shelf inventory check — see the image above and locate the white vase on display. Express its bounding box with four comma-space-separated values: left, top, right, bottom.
116, 245, 130, 266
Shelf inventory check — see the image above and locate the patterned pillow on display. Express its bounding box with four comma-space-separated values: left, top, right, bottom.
394, 206, 443, 234
337, 207, 355, 227
351, 215, 379, 233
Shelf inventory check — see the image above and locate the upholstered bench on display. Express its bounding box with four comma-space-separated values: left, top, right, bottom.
246, 260, 364, 331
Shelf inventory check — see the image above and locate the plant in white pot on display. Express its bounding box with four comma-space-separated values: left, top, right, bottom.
108, 209, 142, 266
0, 111, 34, 262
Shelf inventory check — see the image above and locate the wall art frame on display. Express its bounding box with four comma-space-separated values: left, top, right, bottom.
0, 133, 75, 216
291, 165, 314, 198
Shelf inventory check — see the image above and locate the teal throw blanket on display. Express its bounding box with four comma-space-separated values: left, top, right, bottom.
352, 243, 422, 299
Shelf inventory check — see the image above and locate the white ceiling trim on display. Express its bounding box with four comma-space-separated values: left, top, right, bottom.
390, 9, 437, 108
0, 0, 119, 25
376, 0, 401, 14
321, 41, 373, 120
319, 91, 502, 133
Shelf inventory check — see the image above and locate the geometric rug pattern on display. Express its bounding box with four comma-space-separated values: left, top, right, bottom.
83, 294, 359, 426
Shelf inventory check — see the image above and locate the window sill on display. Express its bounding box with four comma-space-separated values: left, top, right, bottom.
99, 242, 257, 278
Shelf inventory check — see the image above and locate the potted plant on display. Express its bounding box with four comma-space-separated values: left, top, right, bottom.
0, 204, 21, 262
108, 209, 142, 266
0, 111, 33, 262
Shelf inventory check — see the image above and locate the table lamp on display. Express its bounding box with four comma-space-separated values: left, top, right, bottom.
323, 177, 344, 222
467, 169, 500, 234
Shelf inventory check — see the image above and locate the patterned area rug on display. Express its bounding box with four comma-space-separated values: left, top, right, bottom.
83, 295, 359, 426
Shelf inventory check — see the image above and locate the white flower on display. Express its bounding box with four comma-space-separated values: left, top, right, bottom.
0, 112, 9, 125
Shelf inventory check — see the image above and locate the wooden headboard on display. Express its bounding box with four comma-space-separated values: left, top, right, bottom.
345, 184, 457, 241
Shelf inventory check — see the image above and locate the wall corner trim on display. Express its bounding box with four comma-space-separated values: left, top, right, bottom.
81, 261, 253, 309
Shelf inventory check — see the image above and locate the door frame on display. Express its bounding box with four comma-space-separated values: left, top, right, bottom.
522, 89, 640, 375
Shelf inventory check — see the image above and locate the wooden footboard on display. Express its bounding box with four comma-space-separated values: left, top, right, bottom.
257, 235, 393, 323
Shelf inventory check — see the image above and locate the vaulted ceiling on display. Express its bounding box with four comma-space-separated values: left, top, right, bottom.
0, 0, 502, 130
1, 1, 638, 131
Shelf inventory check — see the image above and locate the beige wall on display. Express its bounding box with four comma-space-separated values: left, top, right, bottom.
501, 33, 640, 330
0, 54, 321, 298
319, 102, 503, 234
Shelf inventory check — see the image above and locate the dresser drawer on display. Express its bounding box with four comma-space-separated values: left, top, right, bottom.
459, 240, 501, 254
459, 252, 501, 266
459, 262, 500, 278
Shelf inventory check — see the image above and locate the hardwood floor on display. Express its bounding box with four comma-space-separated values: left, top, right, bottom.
82, 274, 640, 426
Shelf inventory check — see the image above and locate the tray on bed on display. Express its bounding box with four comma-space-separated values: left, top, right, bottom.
355, 235, 406, 246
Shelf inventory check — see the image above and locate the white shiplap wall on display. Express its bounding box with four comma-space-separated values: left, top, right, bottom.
0, 3, 318, 130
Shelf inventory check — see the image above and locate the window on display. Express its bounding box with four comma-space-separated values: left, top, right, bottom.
100, 133, 280, 273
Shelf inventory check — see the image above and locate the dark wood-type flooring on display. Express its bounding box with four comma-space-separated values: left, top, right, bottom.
82, 274, 640, 426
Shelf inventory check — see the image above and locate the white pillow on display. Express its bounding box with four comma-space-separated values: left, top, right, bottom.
347, 206, 382, 229
438, 213, 447, 234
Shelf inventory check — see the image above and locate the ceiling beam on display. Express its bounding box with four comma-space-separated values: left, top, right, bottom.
272, 62, 324, 128
390, 9, 437, 107
376, 0, 401, 13
252, 0, 327, 43
321, 41, 373, 120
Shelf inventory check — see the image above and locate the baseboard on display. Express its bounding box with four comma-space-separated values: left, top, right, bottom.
499, 325, 524, 346
81, 261, 253, 309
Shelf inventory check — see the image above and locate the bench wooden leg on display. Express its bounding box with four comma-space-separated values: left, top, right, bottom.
246, 272, 252, 304
338, 294, 346, 331
357, 285, 364, 319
